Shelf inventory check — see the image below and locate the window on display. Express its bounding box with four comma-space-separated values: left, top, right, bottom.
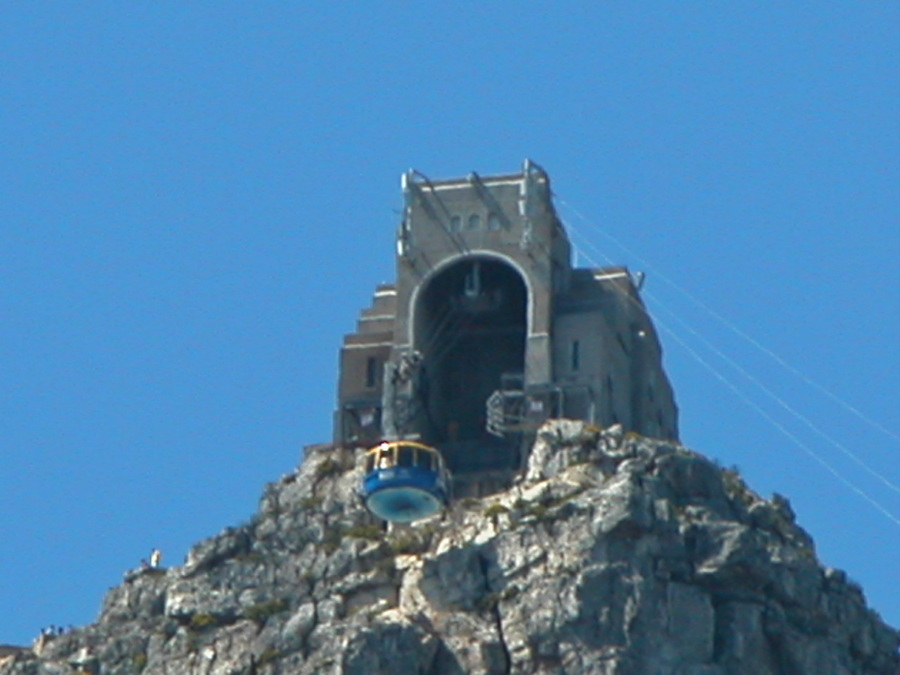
365, 357, 380, 388
571, 340, 580, 371
450, 215, 462, 232
467, 214, 481, 230
487, 213, 501, 231
397, 445, 414, 467
416, 448, 435, 470
377, 447, 393, 470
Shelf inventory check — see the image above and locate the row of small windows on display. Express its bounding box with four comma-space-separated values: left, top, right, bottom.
364, 443, 441, 473
449, 213, 504, 233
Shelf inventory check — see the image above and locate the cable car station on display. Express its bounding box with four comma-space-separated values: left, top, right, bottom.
336, 160, 679, 515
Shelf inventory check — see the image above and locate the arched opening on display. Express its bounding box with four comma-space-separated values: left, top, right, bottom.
413, 257, 528, 474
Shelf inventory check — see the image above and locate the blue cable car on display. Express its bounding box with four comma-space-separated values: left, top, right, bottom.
361, 441, 451, 522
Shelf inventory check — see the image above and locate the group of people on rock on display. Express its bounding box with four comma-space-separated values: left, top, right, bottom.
39, 625, 71, 638
35, 548, 165, 646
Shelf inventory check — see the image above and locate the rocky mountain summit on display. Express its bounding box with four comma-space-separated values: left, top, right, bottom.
4, 421, 898, 675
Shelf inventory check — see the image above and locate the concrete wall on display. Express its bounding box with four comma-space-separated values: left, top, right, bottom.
336, 285, 397, 445
393, 167, 566, 390
552, 268, 679, 440
335, 162, 679, 456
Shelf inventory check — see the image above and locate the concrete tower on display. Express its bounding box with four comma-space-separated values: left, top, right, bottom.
336, 161, 678, 491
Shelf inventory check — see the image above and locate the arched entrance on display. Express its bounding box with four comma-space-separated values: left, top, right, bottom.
413, 257, 528, 473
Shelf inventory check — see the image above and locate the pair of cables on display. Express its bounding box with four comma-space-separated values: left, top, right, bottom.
555, 195, 900, 528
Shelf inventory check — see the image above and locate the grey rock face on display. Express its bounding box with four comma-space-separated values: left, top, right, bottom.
3, 423, 897, 675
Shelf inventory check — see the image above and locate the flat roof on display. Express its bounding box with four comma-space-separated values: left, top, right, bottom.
404, 160, 550, 192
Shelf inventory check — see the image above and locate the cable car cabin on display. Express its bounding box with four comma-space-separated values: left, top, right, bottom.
361, 441, 450, 522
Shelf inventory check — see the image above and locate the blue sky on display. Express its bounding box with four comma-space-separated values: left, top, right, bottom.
2, 4, 898, 645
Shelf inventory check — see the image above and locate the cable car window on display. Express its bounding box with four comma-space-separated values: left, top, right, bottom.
377, 447, 393, 470
397, 445, 414, 467
416, 449, 434, 471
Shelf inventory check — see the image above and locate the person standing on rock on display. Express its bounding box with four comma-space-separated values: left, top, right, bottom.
150, 548, 162, 568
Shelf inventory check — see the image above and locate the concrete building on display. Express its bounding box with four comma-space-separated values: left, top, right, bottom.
336, 160, 678, 490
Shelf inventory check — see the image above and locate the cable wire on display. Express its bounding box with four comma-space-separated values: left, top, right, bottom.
657, 320, 900, 528
563, 222, 900, 527
555, 195, 900, 448
644, 290, 900, 496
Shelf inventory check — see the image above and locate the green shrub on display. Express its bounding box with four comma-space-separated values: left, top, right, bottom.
133, 653, 148, 672
388, 531, 429, 556
345, 524, 383, 541
722, 465, 754, 506
300, 495, 324, 509
797, 545, 815, 561
483, 503, 510, 519
258, 648, 282, 665
244, 598, 289, 625
236, 551, 267, 564
189, 612, 218, 630
322, 525, 344, 554
315, 457, 344, 482
513, 488, 585, 524
524, 503, 549, 520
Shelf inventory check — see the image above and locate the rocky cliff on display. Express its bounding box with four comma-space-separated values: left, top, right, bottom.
3, 421, 898, 675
